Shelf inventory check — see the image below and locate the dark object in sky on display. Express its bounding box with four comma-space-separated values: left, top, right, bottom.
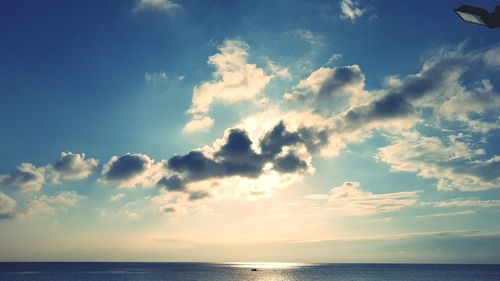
454, 5, 500, 28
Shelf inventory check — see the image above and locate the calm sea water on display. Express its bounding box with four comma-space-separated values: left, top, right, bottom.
0, 262, 499, 281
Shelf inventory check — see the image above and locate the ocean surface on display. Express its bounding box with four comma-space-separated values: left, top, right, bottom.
0, 262, 499, 281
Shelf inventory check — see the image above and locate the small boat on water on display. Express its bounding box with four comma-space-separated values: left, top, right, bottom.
251, 268, 257, 271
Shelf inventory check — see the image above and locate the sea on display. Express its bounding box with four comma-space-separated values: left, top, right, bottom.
0, 262, 499, 281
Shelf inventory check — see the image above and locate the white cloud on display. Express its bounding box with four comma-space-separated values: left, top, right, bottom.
308, 181, 419, 215
185, 39, 273, 132
416, 210, 475, 219
0, 192, 16, 219
0, 163, 45, 193
133, 0, 180, 13
340, 0, 368, 21
326, 53, 342, 65
23, 191, 85, 217
109, 193, 126, 203
52, 152, 98, 181
182, 115, 215, 133
423, 199, 500, 208
377, 132, 500, 191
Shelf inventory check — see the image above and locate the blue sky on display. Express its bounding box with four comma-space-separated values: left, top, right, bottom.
1, 0, 500, 263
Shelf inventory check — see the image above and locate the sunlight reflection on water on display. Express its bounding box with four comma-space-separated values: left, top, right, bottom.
224, 262, 311, 269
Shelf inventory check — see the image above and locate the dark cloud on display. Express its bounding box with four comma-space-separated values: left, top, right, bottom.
260, 122, 330, 156
216, 129, 264, 177
287, 66, 364, 103
260, 122, 301, 157
158, 174, 185, 191
188, 191, 210, 201
163, 124, 322, 190
336, 54, 469, 133
168, 151, 226, 180
162, 207, 175, 213
103, 154, 150, 181
317, 65, 364, 99
273, 153, 308, 173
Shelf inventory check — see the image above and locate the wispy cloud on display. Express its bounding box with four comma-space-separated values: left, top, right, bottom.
307, 181, 420, 215
133, 0, 180, 13
22, 191, 85, 218
416, 210, 476, 219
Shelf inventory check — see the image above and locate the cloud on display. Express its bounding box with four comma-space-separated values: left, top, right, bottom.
102, 153, 165, 188
23, 191, 84, 217
292, 29, 325, 47
182, 115, 215, 133
377, 132, 500, 191
0, 192, 16, 219
145, 71, 168, 82
423, 199, 500, 208
416, 210, 476, 219
53, 152, 98, 180
0, 163, 45, 193
161, 122, 321, 199
133, 0, 180, 13
109, 193, 126, 203
185, 39, 273, 132
284, 65, 367, 108
307, 181, 419, 215
340, 0, 368, 21
326, 53, 342, 65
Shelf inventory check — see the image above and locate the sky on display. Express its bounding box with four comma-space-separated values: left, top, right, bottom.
0, 0, 500, 263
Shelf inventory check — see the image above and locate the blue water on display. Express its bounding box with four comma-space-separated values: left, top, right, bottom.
0, 263, 499, 281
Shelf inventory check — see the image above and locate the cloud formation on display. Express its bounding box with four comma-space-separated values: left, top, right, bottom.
53, 152, 98, 180
377, 132, 499, 191
0, 192, 16, 219
340, 0, 368, 21
0, 163, 45, 193
102, 153, 164, 188
160, 122, 321, 198
307, 181, 419, 215
284, 65, 366, 108
185, 40, 273, 132
133, 0, 180, 13
23, 191, 85, 217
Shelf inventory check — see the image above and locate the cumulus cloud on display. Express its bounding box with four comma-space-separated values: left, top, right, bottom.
0, 163, 45, 193
23, 191, 84, 217
307, 181, 420, 215
185, 39, 273, 132
53, 152, 98, 180
340, 0, 368, 21
377, 132, 499, 191
133, 0, 180, 13
0, 192, 16, 219
102, 153, 165, 188
160, 122, 322, 199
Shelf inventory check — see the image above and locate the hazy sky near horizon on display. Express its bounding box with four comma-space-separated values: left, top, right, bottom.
1, 0, 500, 263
